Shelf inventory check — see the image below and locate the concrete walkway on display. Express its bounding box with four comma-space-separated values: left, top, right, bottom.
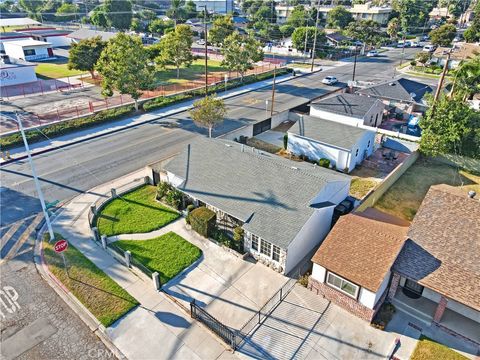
51, 169, 238, 360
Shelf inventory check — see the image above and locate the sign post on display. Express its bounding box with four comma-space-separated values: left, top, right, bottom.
54, 239, 69, 276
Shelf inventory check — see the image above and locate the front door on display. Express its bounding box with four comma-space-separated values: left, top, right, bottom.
47, 48, 54, 57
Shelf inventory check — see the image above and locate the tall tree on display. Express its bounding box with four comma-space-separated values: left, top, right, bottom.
189, 95, 226, 138
345, 19, 385, 46
104, 0, 132, 30
68, 36, 105, 78
326, 5, 353, 29
56, 3, 79, 22
221, 32, 263, 81
394, 0, 435, 33
148, 18, 175, 35
452, 55, 480, 100
184, 0, 197, 19
286, 5, 308, 28
90, 6, 108, 28
387, 18, 399, 39
464, 2, 480, 43
291, 26, 325, 53
154, 24, 193, 78
429, 24, 457, 46
208, 15, 235, 47
96, 33, 154, 110
167, 0, 187, 25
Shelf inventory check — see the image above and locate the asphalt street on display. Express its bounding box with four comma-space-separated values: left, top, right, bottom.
0, 48, 420, 227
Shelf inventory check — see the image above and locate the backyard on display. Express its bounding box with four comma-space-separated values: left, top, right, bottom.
375, 158, 480, 221
114, 232, 202, 284
96, 185, 179, 236
35, 61, 86, 79
410, 336, 468, 360
43, 233, 139, 327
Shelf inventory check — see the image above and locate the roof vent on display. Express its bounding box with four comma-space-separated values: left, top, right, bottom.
225, 144, 232, 147
291, 166, 299, 170
389, 82, 396, 86
410, 92, 416, 99
468, 190, 476, 199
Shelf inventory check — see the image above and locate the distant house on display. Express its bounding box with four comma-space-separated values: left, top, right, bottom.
68, 29, 118, 43
16, 28, 72, 47
326, 32, 349, 47
0, 17, 41, 29
309, 209, 408, 321
3, 40, 53, 61
192, 0, 233, 14
232, 16, 249, 29
356, 77, 435, 114
310, 93, 385, 128
161, 138, 351, 275
317, 2, 392, 25
0, 56, 37, 86
287, 115, 376, 173
432, 43, 480, 69
0, 32, 33, 51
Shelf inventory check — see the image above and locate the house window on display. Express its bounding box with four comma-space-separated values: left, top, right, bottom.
272, 245, 280, 262
260, 239, 272, 257
326, 272, 359, 298
24, 49, 36, 56
375, 113, 379, 125
370, 115, 373, 124
251, 234, 259, 251
355, 148, 359, 157
367, 140, 371, 148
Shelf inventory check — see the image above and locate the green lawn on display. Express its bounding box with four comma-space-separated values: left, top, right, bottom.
43, 233, 139, 327
97, 185, 180, 237
410, 336, 468, 360
114, 232, 202, 284
375, 157, 480, 221
35, 61, 85, 79
154, 59, 226, 85
349, 178, 378, 199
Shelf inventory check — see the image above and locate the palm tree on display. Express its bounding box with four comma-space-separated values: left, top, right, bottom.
451, 55, 480, 100
167, 0, 186, 26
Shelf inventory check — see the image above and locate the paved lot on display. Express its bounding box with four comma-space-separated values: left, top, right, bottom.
240, 284, 402, 360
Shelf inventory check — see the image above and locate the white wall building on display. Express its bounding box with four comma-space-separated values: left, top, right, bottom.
193, 0, 233, 14
0, 57, 38, 86
3, 40, 53, 61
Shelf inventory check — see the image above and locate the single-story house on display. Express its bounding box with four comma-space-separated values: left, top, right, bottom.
308, 209, 408, 321
391, 185, 480, 345
161, 138, 351, 275
326, 32, 349, 47
432, 43, 480, 69
17, 28, 72, 47
356, 77, 435, 114
3, 40, 53, 61
287, 115, 376, 173
0, 32, 32, 51
67, 29, 118, 43
0, 56, 37, 86
0, 17, 40, 29
310, 93, 385, 128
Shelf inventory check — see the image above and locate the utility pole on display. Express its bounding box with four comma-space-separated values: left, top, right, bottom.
399, 33, 406, 68
310, 0, 322, 72
17, 113, 55, 241
202, 5, 208, 96
431, 50, 452, 115
352, 45, 358, 82
270, 66, 277, 117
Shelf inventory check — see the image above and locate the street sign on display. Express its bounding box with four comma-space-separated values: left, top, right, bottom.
54, 239, 68, 253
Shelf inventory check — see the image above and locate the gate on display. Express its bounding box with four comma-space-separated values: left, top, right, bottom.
190, 299, 237, 350
253, 119, 271, 136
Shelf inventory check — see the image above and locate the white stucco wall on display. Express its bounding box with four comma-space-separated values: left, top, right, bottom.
0, 65, 37, 86
166, 171, 185, 187
285, 205, 335, 274
347, 130, 376, 170
4, 43, 50, 60
311, 179, 351, 205
0, 37, 32, 51
312, 263, 327, 282
359, 271, 391, 309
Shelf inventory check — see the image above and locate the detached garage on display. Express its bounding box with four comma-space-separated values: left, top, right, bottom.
288, 115, 376, 173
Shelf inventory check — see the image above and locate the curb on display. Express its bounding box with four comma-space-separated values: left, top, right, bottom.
33, 223, 127, 360
1, 70, 320, 166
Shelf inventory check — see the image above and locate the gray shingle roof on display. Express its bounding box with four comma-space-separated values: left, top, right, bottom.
311, 93, 379, 119
357, 77, 435, 104
67, 29, 117, 41
288, 115, 374, 150
163, 138, 350, 249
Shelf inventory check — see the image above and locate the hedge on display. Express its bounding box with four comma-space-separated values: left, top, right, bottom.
189, 206, 216, 238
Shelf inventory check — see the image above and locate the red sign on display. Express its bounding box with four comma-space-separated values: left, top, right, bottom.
54, 239, 68, 253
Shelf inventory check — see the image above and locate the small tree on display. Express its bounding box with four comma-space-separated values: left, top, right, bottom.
387, 18, 399, 40
222, 32, 263, 81
189, 95, 226, 138
429, 24, 457, 47
148, 18, 175, 35
96, 33, 154, 111
283, 133, 288, 150
154, 24, 193, 78
291, 27, 325, 54
415, 51, 430, 67
208, 15, 235, 48
326, 5, 353, 29
68, 36, 105, 79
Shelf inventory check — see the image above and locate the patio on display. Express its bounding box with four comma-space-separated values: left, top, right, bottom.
360, 147, 408, 174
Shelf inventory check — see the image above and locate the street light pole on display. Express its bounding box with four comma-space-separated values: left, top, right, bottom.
16, 113, 55, 241
201, 5, 208, 96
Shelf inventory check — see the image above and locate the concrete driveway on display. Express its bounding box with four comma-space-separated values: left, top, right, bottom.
161, 220, 288, 330
240, 284, 403, 360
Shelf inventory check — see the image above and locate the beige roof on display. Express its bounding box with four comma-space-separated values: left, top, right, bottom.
394, 185, 480, 311
312, 209, 408, 292
434, 43, 480, 61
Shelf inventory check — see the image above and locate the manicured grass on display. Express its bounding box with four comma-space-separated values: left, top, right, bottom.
35, 61, 85, 79
349, 177, 378, 199
114, 232, 202, 284
154, 59, 226, 85
97, 185, 180, 237
375, 157, 480, 221
410, 336, 468, 360
43, 233, 139, 327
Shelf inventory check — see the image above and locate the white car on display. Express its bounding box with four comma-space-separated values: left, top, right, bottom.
322, 76, 338, 85
423, 44, 436, 52
366, 50, 379, 57
196, 39, 205, 45
409, 41, 420, 47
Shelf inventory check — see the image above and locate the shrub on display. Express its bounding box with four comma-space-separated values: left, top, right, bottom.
283, 133, 288, 150
371, 302, 396, 330
186, 204, 195, 213
165, 188, 183, 209
298, 272, 311, 287
156, 181, 172, 199
233, 226, 244, 242
143, 93, 192, 111
410, 60, 416, 66
189, 207, 216, 238
213, 228, 231, 246
318, 158, 330, 168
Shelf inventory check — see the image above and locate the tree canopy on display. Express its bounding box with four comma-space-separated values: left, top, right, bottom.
291, 26, 325, 54
464, 2, 480, 43
429, 24, 457, 47
56, 3, 79, 21
221, 32, 263, 81
104, 0, 133, 30
326, 6, 353, 29
68, 36, 105, 78
189, 95, 227, 138
452, 55, 480, 100
148, 19, 175, 35
393, 0, 436, 33
208, 15, 235, 47
387, 18, 399, 39
345, 19, 384, 45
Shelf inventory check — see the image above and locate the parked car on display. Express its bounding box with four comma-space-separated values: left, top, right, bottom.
196, 39, 205, 45
422, 44, 436, 52
366, 50, 379, 57
409, 41, 420, 47
322, 76, 338, 85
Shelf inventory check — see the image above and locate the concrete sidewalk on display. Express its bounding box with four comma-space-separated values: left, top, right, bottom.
51, 169, 238, 360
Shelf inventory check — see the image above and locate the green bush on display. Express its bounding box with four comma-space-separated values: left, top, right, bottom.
143, 93, 192, 111
156, 181, 172, 199
283, 133, 288, 150
233, 226, 244, 242
189, 207, 216, 238
186, 204, 195, 213
318, 158, 330, 168
165, 188, 183, 209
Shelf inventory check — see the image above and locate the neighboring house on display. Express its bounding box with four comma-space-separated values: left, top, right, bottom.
68, 29, 118, 43
232, 16, 249, 29
16, 28, 72, 47
432, 43, 480, 69
287, 115, 376, 173
275, 5, 299, 24
356, 77, 435, 114
326, 32, 349, 47
391, 185, 480, 345
3, 40, 53, 61
310, 93, 385, 128
429, 7, 451, 20
192, 0, 233, 14
0, 55, 37, 86
0, 32, 32, 51
161, 138, 351, 275
317, 2, 392, 25
308, 209, 408, 321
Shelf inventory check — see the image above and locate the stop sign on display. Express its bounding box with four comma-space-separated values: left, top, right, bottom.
54, 239, 68, 253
